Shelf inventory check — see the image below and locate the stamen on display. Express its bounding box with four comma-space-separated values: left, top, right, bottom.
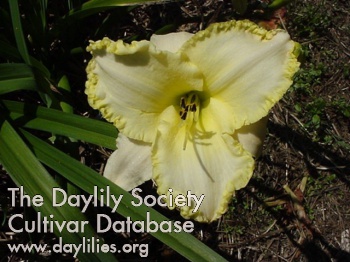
180, 111, 187, 120
178, 92, 200, 150
190, 95, 196, 103
180, 97, 186, 109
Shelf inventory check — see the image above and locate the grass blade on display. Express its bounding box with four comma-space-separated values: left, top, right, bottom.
0, 41, 21, 61
0, 64, 37, 94
0, 119, 117, 261
3, 100, 117, 149
67, 0, 173, 19
8, 0, 31, 64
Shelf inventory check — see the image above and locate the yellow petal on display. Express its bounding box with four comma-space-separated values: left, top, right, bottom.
233, 116, 268, 158
104, 134, 152, 191
152, 107, 254, 222
86, 37, 203, 143
150, 32, 193, 52
181, 20, 300, 131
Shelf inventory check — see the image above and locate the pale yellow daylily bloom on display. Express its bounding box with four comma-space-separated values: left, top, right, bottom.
86, 20, 300, 222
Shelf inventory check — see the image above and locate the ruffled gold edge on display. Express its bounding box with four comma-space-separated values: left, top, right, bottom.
85, 38, 150, 131
152, 134, 255, 223
86, 21, 300, 223
150, 20, 299, 222
85, 37, 203, 141
181, 19, 301, 128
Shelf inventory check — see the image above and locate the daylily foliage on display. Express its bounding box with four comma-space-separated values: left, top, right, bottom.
86, 20, 300, 222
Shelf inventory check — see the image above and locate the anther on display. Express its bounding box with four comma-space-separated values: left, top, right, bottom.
178, 92, 201, 150
180, 97, 186, 109
180, 111, 187, 120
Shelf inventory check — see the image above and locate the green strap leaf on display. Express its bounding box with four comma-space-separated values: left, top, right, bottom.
22, 130, 227, 262
8, 0, 31, 65
0, 41, 22, 62
66, 0, 173, 20
0, 119, 117, 262
0, 64, 37, 94
268, 0, 292, 9
3, 100, 117, 149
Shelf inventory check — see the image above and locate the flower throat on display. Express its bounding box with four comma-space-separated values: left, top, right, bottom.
179, 92, 200, 150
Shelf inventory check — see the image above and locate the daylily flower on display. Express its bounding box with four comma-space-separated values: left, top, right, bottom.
86, 20, 300, 222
